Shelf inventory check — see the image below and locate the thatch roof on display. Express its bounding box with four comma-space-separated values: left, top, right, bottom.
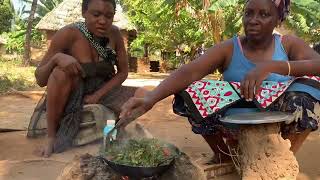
36, 0, 135, 31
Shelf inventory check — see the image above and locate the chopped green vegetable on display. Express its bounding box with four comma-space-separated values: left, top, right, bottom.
103, 138, 177, 167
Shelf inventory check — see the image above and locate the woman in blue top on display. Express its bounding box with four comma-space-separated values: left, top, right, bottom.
120, 0, 320, 162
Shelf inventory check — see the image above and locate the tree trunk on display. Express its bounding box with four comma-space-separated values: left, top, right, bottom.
143, 44, 149, 57
23, 0, 38, 66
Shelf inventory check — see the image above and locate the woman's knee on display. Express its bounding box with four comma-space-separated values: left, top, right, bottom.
50, 67, 71, 84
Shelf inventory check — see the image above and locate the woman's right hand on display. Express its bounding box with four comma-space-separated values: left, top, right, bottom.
54, 53, 84, 77
119, 96, 155, 126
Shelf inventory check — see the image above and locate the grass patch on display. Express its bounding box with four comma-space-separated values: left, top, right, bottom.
0, 58, 38, 94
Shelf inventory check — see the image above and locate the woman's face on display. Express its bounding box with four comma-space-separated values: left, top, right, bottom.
83, 0, 115, 37
243, 0, 279, 41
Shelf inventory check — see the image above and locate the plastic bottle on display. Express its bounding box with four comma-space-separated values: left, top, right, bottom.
103, 120, 117, 149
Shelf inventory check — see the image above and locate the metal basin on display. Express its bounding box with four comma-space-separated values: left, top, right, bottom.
99, 140, 180, 179
220, 111, 294, 125
101, 157, 174, 179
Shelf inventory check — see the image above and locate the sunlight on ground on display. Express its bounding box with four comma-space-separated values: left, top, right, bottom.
0, 160, 10, 177
0, 160, 64, 180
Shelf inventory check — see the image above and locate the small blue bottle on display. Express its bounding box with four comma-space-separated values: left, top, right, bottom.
103, 120, 117, 149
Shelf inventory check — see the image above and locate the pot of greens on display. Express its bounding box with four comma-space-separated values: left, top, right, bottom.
99, 138, 180, 179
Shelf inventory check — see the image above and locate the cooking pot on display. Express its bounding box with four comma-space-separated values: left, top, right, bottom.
99, 139, 180, 179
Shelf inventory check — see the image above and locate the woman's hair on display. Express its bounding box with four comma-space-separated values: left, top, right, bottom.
275, 0, 290, 22
82, 0, 116, 13
245, 0, 291, 22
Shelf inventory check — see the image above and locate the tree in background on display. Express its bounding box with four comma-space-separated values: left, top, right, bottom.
287, 0, 320, 43
120, 0, 245, 68
23, 0, 63, 19
1, 0, 62, 59
3, 11, 42, 55
23, 0, 38, 65
122, 0, 207, 59
5, 0, 63, 52
166, 0, 320, 43
22, 0, 63, 65
0, 0, 14, 34
121, 0, 320, 68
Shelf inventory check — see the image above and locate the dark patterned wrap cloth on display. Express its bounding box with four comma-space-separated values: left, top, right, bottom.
173, 78, 320, 139
54, 69, 135, 153
27, 22, 136, 153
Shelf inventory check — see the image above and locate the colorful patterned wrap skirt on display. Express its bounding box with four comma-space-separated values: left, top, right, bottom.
173, 79, 320, 138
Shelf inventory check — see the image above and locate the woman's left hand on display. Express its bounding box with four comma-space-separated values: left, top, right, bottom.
84, 93, 102, 104
241, 63, 271, 101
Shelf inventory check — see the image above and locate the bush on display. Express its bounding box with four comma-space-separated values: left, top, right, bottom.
3, 28, 44, 54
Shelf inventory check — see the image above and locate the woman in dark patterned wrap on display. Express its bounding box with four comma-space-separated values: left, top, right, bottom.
120, 0, 320, 163
32, 0, 136, 157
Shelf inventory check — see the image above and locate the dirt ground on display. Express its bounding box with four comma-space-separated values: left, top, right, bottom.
0, 92, 319, 180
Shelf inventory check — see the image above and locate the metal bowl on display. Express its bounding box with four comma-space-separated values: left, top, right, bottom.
101, 157, 175, 179
99, 139, 179, 179
220, 111, 294, 125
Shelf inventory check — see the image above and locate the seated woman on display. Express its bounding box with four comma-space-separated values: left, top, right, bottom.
120, 0, 320, 163
30, 0, 136, 157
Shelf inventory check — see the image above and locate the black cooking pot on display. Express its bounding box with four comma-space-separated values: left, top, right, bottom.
99, 140, 180, 179
100, 157, 174, 179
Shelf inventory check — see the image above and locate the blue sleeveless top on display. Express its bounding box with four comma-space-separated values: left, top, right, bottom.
222, 35, 320, 115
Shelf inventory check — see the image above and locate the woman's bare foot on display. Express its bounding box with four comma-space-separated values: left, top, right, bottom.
34, 137, 55, 158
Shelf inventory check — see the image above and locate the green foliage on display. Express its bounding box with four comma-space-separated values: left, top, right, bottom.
124, 0, 318, 70
3, 29, 25, 54
286, 0, 320, 43
208, 0, 320, 43
0, 0, 14, 33
22, 0, 63, 18
123, 0, 320, 61
1, 0, 60, 55
0, 58, 37, 94
208, 0, 245, 40
122, 0, 208, 60
122, 0, 248, 65
2, 19, 44, 54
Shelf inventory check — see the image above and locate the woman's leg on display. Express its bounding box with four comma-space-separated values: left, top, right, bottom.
202, 133, 235, 163
271, 92, 317, 154
36, 67, 78, 157
282, 129, 311, 154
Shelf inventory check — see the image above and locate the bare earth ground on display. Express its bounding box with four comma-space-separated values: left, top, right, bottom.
0, 78, 319, 179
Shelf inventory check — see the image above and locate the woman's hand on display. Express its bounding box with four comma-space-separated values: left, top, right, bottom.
120, 96, 154, 119
241, 63, 271, 101
54, 53, 84, 77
